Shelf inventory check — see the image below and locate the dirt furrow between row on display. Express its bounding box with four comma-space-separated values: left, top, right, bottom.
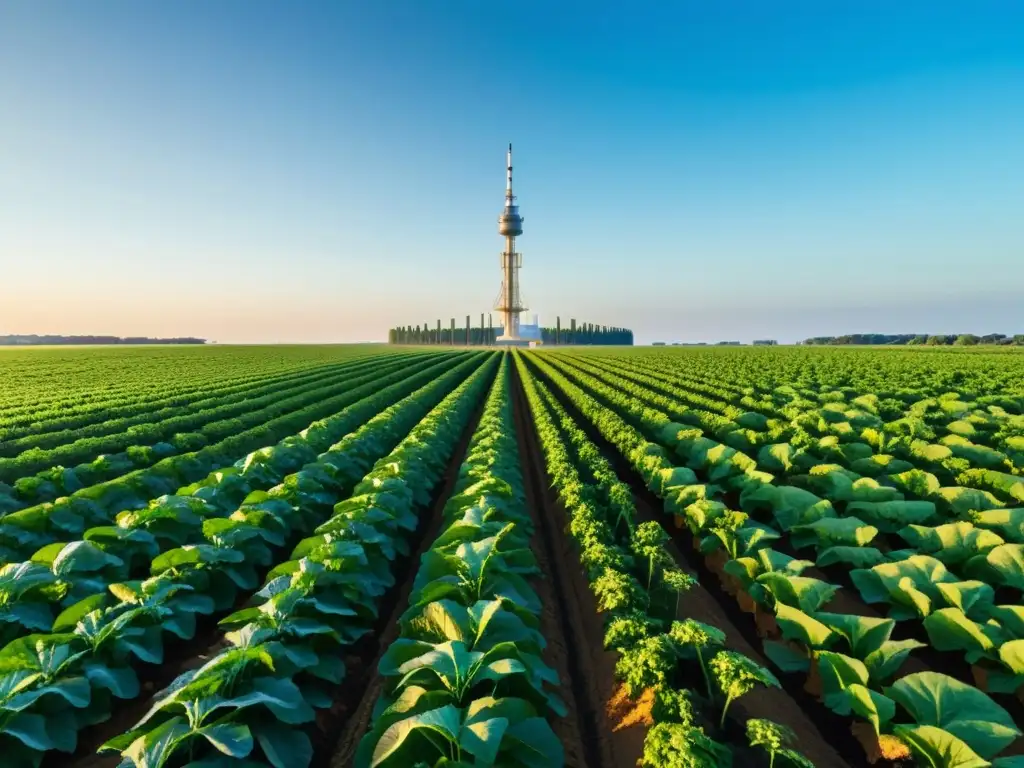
324, 393, 490, 768
511, 359, 644, 768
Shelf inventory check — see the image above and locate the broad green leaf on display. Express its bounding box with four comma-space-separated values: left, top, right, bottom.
885, 672, 1020, 758
937, 487, 1004, 516
370, 705, 460, 767
990, 605, 1024, 639
202, 721, 253, 758
256, 721, 312, 768
898, 522, 1003, 566
1, 712, 53, 750
893, 725, 990, 768
503, 716, 565, 768
755, 573, 837, 613
774, 603, 834, 648
966, 544, 1024, 591
998, 639, 1024, 675
814, 612, 895, 658
121, 716, 191, 768
815, 651, 868, 697
84, 660, 140, 699
762, 640, 811, 672
888, 469, 941, 497
971, 509, 1024, 544
790, 516, 878, 549
825, 683, 895, 735
816, 546, 887, 568
935, 581, 995, 618
459, 716, 508, 764
862, 639, 926, 682
847, 500, 938, 532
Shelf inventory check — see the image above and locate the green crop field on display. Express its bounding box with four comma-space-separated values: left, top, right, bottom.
0, 344, 1022, 768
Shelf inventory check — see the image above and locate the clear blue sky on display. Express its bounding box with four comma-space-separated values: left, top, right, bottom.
1, 1, 1021, 344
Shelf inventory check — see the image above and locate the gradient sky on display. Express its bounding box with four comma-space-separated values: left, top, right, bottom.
1, 1, 1022, 344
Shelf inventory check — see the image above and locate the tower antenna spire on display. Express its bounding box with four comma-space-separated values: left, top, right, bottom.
506, 143, 513, 196
495, 143, 526, 343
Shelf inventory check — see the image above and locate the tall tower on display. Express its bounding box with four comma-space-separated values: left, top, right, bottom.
494, 143, 526, 342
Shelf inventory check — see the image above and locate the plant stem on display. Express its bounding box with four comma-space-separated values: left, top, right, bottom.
697, 647, 712, 699
720, 693, 734, 729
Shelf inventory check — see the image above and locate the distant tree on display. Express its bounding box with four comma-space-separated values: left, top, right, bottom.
954, 334, 980, 346
980, 334, 1007, 344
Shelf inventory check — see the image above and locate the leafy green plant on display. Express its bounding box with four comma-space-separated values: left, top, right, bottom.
356, 697, 563, 767
885, 671, 1021, 763
746, 719, 815, 768
592, 567, 647, 614
670, 619, 726, 698
616, 634, 677, 696
641, 722, 732, 768
663, 567, 697, 620
632, 521, 671, 591
709, 650, 781, 728
604, 612, 655, 651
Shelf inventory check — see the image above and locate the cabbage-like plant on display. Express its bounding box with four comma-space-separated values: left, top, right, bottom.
355, 696, 563, 768
815, 611, 923, 684
401, 598, 545, 655
377, 638, 563, 718
409, 523, 541, 612
885, 671, 1021, 763
101, 630, 316, 768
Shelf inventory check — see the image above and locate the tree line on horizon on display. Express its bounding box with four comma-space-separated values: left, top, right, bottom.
801, 333, 1024, 346
0, 335, 207, 346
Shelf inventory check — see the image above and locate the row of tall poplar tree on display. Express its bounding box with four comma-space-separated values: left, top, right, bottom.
388, 316, 632, 345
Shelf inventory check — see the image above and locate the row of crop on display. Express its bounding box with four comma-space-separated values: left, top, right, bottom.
554, 352, 1024, 482
666, 455, 1024, 766
526, 353, 1024, 767
352, 357, 565, 767
515, 353, 817, 768
99, 350, 496, 767
0, 351, 397, 456
582, 351, 1024, 472
0, 361, 302, 437
0, 353, 488, 650
0, 354, 497, 766
537, 354, 1024, 685
626, 347, 1023, 403
0, 353, 422, 490
593, 350, 1023, 415
545, 353, 1024, 528
0, 348, 380, 428
0, 352, 468, 526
